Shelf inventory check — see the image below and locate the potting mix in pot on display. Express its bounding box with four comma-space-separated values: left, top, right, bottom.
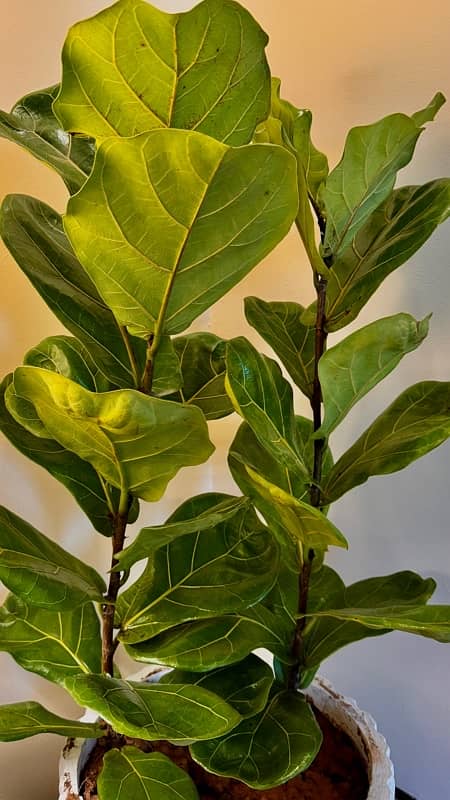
0, 1, 449, 799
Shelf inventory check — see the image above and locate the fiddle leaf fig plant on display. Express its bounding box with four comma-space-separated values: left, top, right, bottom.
1, 0, 449, 797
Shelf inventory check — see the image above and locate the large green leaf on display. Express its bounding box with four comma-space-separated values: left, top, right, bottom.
117, 503, 278, 642
0, 505, 104, 609
0, 375, 137, 536
322, 179, 450, 330
0, 85, 94, 194
126, 608, 292, 672
245, 297, 315, 400
0, 194, 144, 389
24, 335, 110, 392
6, 367, 214, 501
98, 747, 199, 800
0, 595, 101, 683
161, 655, 273, 719
167, 333, 233, 419
190, 689, 322, 789
317, 313, 430, 438
225, 338, 309, 482
64, 130, 297, 342
323, 381, 450, 502
302, 571, 436, 668
54, 0, 270, 145
0, 701, 103, 742
64, 675, 240, 743
319, 94, 445, 258
307, 605, 450, 643
118, 494, 249, 570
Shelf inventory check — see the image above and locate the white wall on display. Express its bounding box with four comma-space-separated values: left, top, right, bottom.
0, 1, 449, 797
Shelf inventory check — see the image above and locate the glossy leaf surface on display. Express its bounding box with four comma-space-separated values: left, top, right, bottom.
98, 747, 199, 800
6, 367, 214, 501
323, 179, 450, 330
0, 701, 103, 742
245, 297, 315, 399
0, 375, 135, 536
118, 502, 278, 642
24, 336, 110, 392
64, 130, 297, 340
0, 195, 144, 388
320, 94, 445, 258
226, 338, 308, 481
303, 571, 436, 667
0, 85, 94, 193
323, 381, 450, 502
118, 494, 249, 570
64, 675, 240, 743
0, 505, 104, 609
0, 595, 101, 683
317, 313, 430, 437
54, 0, 270, 145
191, 689, 322, 789
161, 655, 273, 719
308, 605, 450, 644
167, 333, 233, 419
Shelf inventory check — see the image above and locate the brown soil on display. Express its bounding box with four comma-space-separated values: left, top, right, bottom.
81, 710, 368, 800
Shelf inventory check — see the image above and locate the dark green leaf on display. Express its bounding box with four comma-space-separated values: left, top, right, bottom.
226, 338, 309, 482
64, 130, 297, 340
317, 313, 430, 437
0, 505, 104, 609
0, 375, 136, 536
64, 675, 240, 743
24, 335, 110, 392
118, 494, 249, 570
6, 367, 214, 501
191, 689, 322, 789
245, 297, 315, 399
323, 381, 450, 502
167, 333, 233, 419
117, 503, 278, 642
321, 179, 450, 330
303, 571, 436, 667
307, 605, 450, 644
54, 0, 270, 146
160, 655, 273, 719
0, 595, 101, 683
0, 194, 144, 388
151, 335, 182, 397
0, 701, 103, 742
0, 85, 94, 194
98, 747, 199, 800
320, 95, 444, 258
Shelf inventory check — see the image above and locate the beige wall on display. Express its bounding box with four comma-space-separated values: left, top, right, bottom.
0, 1, 449, 797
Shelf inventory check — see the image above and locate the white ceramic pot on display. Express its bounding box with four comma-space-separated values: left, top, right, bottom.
58, 669, 395, 800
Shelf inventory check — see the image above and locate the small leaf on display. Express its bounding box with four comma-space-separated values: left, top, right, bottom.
118, 494, 249, 570
63, 130, 298, 340
323, 381, 450, 502
317, 313, 430, 437
98, 747, 199, 800
161, 655, 273, 719
245, 297, 315, 399
54, 0, 270, 145
0, 194, 144, 388
0, 85, 94, 194
0, 505, 105, 609
0, 701, 103, 742
191, 689, 322, 789
320, 95, 445, 258
303, 571, 436, 667
324, 179, 450, 330
64, 675, 240, 744
6, 367, 214, 502
24, 335, 110, 392
225, 338, 309, 482
167, 333, 233, 419
0, 595, 101, 683
117, 503, 278, 642
0, 375, 136, 536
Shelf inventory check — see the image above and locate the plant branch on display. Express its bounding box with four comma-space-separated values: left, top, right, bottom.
101, 489, 130, 675
140, 335, 155, 394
